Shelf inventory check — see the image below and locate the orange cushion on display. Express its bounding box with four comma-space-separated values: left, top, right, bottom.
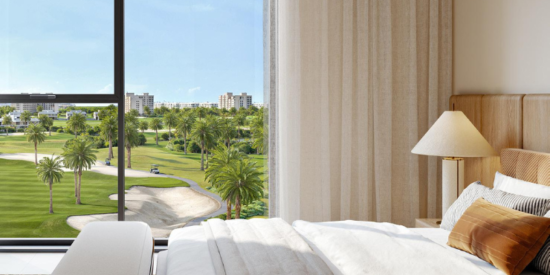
447, 198, 550, 275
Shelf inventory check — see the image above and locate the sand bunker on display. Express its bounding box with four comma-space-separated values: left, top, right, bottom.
67, 186, 219, 237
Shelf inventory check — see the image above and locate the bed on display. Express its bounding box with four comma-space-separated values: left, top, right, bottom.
156, 148, 550, 275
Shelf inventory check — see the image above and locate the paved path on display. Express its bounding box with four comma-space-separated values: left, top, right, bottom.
0, 153, 225, 226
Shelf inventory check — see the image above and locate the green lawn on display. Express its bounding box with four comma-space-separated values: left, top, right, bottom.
0, 130, 268, 237
0, 158, 186, 238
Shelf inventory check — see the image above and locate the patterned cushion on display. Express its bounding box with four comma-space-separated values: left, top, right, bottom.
441, 182, 550, 231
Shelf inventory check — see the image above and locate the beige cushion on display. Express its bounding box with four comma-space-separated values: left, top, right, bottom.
52, 222, 153, 275
501, 149, 550, 186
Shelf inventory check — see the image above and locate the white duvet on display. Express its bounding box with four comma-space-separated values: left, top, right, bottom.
293, 220, 487, 275
168, 219, 542, 275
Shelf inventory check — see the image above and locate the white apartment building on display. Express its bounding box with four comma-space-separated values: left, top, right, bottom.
66, 110, 86, 119
11, 102, 56, 113
199, 102, 219, 108
38, 110, 59, 119
218, 93, 253, 110
6, 111, 39, 127
125, 93, 154, 115
252, 103, 264, 108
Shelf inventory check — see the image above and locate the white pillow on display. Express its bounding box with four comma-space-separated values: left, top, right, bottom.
493, 171, 550, 200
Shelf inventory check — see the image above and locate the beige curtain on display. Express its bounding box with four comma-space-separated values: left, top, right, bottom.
277, 0, 452, 227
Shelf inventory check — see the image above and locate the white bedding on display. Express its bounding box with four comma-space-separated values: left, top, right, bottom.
165, 221, 543, 275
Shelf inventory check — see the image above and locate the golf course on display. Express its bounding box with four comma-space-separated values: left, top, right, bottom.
0, 107, 267, 238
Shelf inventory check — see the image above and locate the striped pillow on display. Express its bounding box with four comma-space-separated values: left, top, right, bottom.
441, 182, 550, 231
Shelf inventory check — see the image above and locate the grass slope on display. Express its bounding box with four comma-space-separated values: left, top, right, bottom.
0, 158, 186, 238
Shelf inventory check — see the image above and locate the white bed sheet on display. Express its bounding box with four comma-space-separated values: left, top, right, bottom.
165, 225, 544, 275
410, 228, 543, 275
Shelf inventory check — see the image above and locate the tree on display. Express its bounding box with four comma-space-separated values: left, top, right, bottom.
204, 115, 220, 169
128, 109, 140, 118
196, 107, 207, 120
97, 109, 110, 120
191, 120, 216, 171
38, 114, 54, 136
36, 105, 43, 113
234, 113, 247, 138
218, 118, 237, 149
62, 138, 97, 205
36, 155, 64, 214
149, 118, 163, 146
139, 121, 149, 133
143, 106, 151, 117
217, 158, 264, 219
20, 111, 32, 126
125, 123, 140, 168
205, 144, 245, 220
100, 116, 118, 159
252, 124, 266, 154
2, 115, 12, 136
105, 104, 118, 116
229, 107, 237, 117
67, 113, 87, 138
163, 111, 177, 140
25, 124, 46, 165
176, 114, 195, 154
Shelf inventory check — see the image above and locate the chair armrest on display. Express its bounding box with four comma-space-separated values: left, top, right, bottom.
53, 222, 154, 275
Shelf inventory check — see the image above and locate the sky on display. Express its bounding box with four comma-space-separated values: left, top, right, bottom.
0, 0, 264, 103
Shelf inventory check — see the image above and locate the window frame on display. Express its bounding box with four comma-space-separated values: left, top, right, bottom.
0, 0, 127, 251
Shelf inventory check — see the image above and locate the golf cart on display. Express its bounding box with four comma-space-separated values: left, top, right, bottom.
105, 158, 111, 166
150, 164, 160, 174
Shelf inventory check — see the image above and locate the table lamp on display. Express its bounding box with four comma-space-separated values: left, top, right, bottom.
411, 111, 497, 215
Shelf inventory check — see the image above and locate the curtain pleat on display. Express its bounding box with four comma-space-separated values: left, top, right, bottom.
277, 0, 452, 227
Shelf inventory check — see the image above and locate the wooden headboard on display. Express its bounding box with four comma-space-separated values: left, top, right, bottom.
450, 94, 550, 187
501, 149, 550, 186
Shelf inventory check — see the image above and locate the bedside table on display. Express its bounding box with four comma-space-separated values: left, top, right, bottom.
415, 218, 442, 228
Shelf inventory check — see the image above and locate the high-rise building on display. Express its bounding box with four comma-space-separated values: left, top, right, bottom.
218, 93, 252, 110
125, 93, 154, 115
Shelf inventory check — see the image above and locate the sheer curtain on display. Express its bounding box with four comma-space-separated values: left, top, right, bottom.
276, 0, 452, 226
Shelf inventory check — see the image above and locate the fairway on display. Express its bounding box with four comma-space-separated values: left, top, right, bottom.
0, 128, 267, 237
0, 158, 186, 238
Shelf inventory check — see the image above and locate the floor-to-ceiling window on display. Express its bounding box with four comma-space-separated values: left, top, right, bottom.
0, 0, 266, 241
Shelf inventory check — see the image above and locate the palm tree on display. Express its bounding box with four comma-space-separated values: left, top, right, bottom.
128, 109, 140, 118
196, 107, 207, 120
36, 155, 64, 214
125, 123, 140, 168
20, 111, 32, 126
125, 113, 139, 126
149, 118, 163, 146
25, 124, 46, 165
100, 116, 118, 159
67, 113, 87, 138
176, 114, 195, 154
144, 106, 151, 117
2, 115, 12, 136
204, 115, 220, 169
38, 114, 54, 136
234, 113, 247, 138
97, 109, 109, 120
205, 144, 245, 220
36, 105, 43, 113
217, 158, 264, 219
218, 118, 237, 149
252, 124, 266, 154
163, 111, 177, 140
190, 120, 216, 171
139, 121, 149, 133
62, 139, 97, 204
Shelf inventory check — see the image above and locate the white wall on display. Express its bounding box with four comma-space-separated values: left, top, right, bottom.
454, 0, 550, 94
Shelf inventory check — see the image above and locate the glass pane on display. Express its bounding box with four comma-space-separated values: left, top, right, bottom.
0, 0, 114, 95
0, 103, 120, 237
126, 0, 266, 237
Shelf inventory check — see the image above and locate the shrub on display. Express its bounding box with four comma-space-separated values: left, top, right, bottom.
17, 127, 25, 133
188, 140, 201, 153
175, 144, 184, 152
93, 137, 106, 149
161, 132, 169, 141
138, 133, 147, 146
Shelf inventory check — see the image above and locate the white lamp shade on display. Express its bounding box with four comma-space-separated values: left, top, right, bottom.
411, 111, 497, 157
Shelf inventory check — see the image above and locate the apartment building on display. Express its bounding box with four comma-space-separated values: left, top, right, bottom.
125, 93, 154, 115
66, 110, 86, 119
218, 93, 252, 110
199, 102, 219, 108
11, 102, 56, 113
38, 110, 59, 119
